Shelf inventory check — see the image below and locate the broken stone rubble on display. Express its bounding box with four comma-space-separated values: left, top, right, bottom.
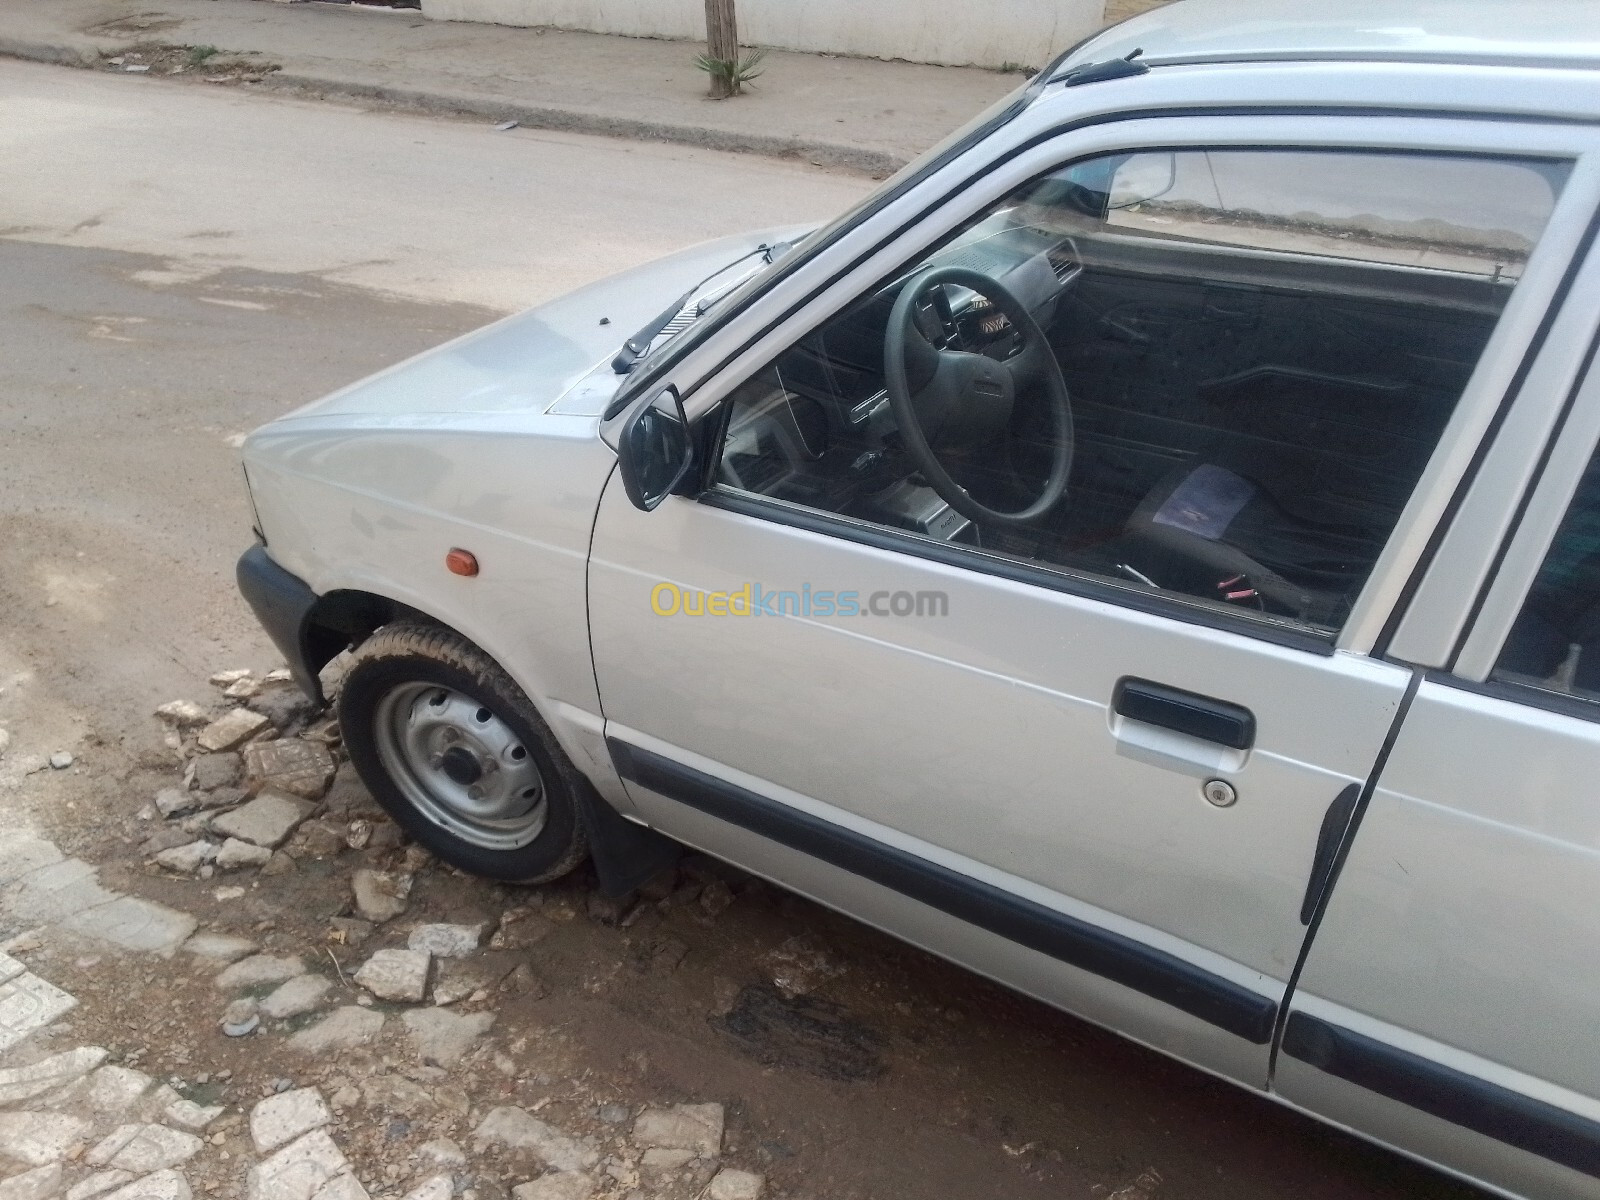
162, 1099, 223, 1131
86, 1122, 203, 1173
639, 1147, 697, 1180
706, 1168, 765, 1200
68, 1170, 136, 1200
245, 1127, 357, 1200
352, 949, 429, 1003
326, 918, 370, 947
0, 753, 780, 1200
286, 1006, 384, 1054
0, 973, 78, 1053
221, 999, 260, 1038
250, 1087, 332, 1153
117, 1169, 192, 1199
632, 1102, 725, 1157
75, 1066, 155, 1117
259, 974, 333, 1020
215, 839, 272, 871
188, 754, 240, 792
0, 1165, 63, 1200
414, 1138, 464, 1168
152, 790, 197, 820
399, 1176, 453, 1200
215, 955, 305, 992
209, 791, 312, 850
196, 708, 270, 753
430, 959, 501, 1006
153, 842, 218, 875
242, 739, 335, 801
399, 1007, 493, 1067
153, 701, 208, 729
405, 923, 482, 958
182, 932, 255, 964
473, 1106, 598, 1174
350, 871, 410, 924
0, 1110, 93, 1165
0, 1046, 107, 1106
296, 821, 346, 860
510, 1174, 593, 1200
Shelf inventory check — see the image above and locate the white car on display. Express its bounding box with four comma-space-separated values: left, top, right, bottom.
237, 4, 1600, 1196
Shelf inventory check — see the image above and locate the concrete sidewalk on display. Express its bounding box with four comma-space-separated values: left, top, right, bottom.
0, 0, 1026, 173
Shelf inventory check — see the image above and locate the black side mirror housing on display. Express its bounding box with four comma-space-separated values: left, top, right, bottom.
618, 385, 695, 511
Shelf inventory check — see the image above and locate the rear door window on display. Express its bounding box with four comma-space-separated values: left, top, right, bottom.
1494, 444, 1600, 698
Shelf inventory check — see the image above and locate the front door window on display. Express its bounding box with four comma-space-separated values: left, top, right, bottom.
713, 148, 1565, 634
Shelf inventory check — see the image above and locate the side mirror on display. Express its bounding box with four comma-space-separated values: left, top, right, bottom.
618, 385, 695, 511
1108, 151, 1177, 210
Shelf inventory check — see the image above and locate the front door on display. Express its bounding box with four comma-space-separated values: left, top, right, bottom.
589, 133, 1570, 1084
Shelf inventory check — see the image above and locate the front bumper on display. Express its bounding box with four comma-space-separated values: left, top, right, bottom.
236, 545, 325, 704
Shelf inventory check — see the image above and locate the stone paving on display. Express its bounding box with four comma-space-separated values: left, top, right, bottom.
0, 822, 763, 1200
0, 669, 765, 1200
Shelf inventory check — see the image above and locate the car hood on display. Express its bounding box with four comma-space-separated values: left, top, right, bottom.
277, 225, 813, 423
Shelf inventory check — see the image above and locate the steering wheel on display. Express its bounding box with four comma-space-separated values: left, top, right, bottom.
884, 265, 1074, 527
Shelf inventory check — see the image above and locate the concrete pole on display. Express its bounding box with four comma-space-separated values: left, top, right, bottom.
704, 0, 739, 97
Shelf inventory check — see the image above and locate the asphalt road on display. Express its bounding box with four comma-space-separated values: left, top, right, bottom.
0, 59, 1484, 1200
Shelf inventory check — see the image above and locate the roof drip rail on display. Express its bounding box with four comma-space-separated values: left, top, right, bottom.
1057, 48, 1148, 87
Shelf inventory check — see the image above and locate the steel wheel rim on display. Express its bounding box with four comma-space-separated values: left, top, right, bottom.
372, 682, 548, 851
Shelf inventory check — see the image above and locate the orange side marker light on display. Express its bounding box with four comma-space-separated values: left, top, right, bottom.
446, 548, 479, 577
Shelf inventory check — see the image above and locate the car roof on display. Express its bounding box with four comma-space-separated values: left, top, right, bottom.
1066, 0, 1600, 73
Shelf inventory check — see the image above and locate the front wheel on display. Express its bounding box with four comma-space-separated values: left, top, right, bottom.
338, 623, 588, 883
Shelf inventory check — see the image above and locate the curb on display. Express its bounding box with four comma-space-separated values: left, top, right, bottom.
262, 74, 904, 175
0, 36, 100, 68
0, 39, 904, 176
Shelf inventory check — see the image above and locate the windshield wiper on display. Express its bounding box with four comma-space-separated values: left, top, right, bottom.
610, 290, 694, 375
610, 241, 793, 375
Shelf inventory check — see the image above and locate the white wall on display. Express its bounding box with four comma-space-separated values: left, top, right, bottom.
419, 0, 1106, 70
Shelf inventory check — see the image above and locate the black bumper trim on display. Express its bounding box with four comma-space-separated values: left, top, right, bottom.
607, 736, 1278, 1043
236, 545, 324, 703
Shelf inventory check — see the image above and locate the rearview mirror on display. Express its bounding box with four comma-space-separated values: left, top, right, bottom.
618, 385, 695, 511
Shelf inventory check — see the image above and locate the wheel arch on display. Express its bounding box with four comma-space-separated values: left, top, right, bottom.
301, 587, 439, 690
305, 588, 680, 896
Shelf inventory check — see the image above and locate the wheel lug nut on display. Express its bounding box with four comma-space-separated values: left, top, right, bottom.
467, 785, 484, 801
429, 754, 444, 769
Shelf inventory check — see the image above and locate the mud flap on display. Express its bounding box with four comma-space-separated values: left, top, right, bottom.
576, 784, 680, 897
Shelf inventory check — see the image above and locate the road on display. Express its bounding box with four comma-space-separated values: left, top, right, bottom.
0, 59, 1482, 1200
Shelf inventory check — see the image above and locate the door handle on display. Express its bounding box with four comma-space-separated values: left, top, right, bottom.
1112, 678, 1256, 750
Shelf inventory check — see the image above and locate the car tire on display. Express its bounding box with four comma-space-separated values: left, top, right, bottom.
338, 621, 589, 884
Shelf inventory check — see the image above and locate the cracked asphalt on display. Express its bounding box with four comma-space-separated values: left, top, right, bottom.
0, 57, 1487, 1200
